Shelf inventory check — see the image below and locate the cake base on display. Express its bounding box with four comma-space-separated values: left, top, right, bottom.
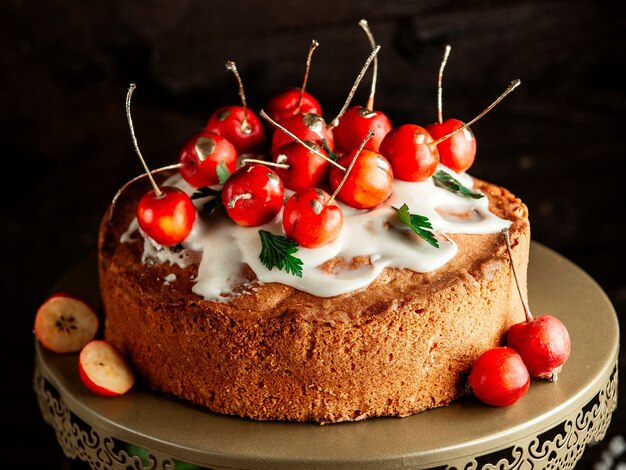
99, 176, 530, 423
35, 244, 619, 469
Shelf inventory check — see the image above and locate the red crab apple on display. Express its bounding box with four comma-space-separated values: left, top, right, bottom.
426, 118, 476, 173
468, 347, 530, 407
125, 83, 196, 246
136, 186, 196, 246
328, 148, 394, 209
222, 163, 285, 227
333, 20, 391, 153
501, 227, 571, 380
283, 187, 343, 248
265, 40, 322, 124
34, 293, 99, 353
178, 131, 237, 188
270, 112, 334, 153
78, 340, 135, 396
204, 61, 264, 154
506, 315, 571, 380
424, 46, 476, 173
379, 124, 439, 182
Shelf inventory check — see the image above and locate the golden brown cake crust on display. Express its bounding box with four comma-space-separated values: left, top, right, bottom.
99, 175, 529, 423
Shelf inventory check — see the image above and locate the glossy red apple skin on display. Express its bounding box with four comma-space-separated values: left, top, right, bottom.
136, 186, 196, 246
333, 106, 392, 153
270, 113, 334, 153
34, 292, 99, 353
221, 164, 285, 227
78, 340, 135, 396
425, 118, 476, 173
265, 88, 322, 124
506, 315, 571, 379
328, 149, 394, 209
205, 105, 265, 154
468, 347, 530, 407
271, 141, 330, 191
178, 131, 237, 188
379, 124, 439, 182
283, 188, 344, 248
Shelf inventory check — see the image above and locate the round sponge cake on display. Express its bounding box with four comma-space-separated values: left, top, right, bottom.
99, 174, 529, 423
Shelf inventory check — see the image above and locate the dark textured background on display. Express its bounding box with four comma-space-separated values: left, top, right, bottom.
2, 0, 624, 467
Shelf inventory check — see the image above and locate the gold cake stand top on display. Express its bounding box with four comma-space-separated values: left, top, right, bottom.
35, 242, 619, 469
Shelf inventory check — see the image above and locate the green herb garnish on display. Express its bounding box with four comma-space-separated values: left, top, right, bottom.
258, 230, 303, 277
394, 203, 439, 248
216, 161, 231, 185
433, 170, 484, 199
321, 138, 340, 161
191, 187, 222, 215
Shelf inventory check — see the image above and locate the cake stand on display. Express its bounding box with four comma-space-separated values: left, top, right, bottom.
34, 242, 619, 469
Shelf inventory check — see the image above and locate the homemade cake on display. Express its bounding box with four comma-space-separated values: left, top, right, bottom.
99, 166, 529, 423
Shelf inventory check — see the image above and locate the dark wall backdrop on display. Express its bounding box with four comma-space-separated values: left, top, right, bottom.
2, 0, 624, 467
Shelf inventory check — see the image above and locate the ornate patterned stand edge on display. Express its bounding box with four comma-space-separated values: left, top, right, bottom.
34, 355, 618, 470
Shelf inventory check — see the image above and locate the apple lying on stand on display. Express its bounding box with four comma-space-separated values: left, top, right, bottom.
79, 340, 135, 396
34, 293, 99, 353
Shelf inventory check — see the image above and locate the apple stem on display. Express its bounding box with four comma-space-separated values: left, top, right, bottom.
125, 83, 162, 198
240, 158, 290, 169
259, 109, 347, 171
225, 61, 252, 134
328, 129, 375, 204
227, 192, 252, 209
296, 39, 320, 114
108, 163, 183, 224
358, 19, 378, 111
430, 79, 521, 148
328, 45, 381, 129
437, 45, 452, 124
502, 227, 534, 323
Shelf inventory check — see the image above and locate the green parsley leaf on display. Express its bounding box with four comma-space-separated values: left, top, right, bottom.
320, 138, 340, 161
432, 170, 484, 199
393, 203, 440, 248
258, 230, 303, 277
216, 161, 231, 186
191, 187, 222, 215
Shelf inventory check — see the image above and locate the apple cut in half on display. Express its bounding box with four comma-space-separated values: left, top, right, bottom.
79, 340, 135, 396
34, 293, 99, 353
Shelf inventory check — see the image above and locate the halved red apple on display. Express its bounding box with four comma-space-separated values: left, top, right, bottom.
78, 340, 135, 396
34, 292, 99, 353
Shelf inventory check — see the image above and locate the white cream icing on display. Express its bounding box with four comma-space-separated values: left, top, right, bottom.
123, 165, 510, 300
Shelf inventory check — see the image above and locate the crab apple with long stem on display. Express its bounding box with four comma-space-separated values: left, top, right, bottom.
265, 40, 323, 124
425, 45, 476, 173
333, 20, 391, 153
221, 163, 285, 227
282, 188, 343, 249
329, 134, 394, 209
380, 79, 521, 182
379, 124, 439, 182
270, 45, 381, 153
126, 84, 196, 246
205, 61, 264, 154
468, 347, 530, 407
502, 227, 571, 381
328, 44, 381, 130
177, 130, 237, 188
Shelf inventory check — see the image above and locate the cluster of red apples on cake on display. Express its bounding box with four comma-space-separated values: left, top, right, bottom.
34, 20, 569, 410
